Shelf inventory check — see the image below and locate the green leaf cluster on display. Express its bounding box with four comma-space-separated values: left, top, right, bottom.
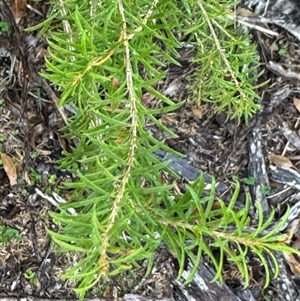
0, 222, 21, 244
182, 0, 263, 123
39, 0, 291, 299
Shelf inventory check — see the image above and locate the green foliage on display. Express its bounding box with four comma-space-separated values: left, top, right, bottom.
41, 0, 289, 299
0, 223, 21, 244
24, 269, 40, 287
48, 173, 299, 299
0, 21, 9, 33
181, 0, 263, 123
243, 176, 255, 185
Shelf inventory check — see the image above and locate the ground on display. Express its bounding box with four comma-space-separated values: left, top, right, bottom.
1, 1, 300, 301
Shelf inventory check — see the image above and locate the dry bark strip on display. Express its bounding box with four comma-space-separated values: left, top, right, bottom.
271, 253, 300, 301
248, 125, 270, 217
153, 149, 228, 193
238, 0, 300, 42
177, 260, 255, 301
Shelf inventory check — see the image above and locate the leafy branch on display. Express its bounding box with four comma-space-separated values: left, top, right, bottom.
97, 0, 139, 275
197, 0, 250, 117
185, 0, 264, 123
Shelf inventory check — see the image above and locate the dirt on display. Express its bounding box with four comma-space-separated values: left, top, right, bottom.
1, 1, 300, 301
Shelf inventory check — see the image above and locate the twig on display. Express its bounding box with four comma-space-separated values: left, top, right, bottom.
35, 188, 77, 216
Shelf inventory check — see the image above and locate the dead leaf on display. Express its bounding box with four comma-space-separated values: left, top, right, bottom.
10, 0, 27, 24
269, 153, 295, 169
192, 106, 203, 119
163, 79, 182, 96
30, 123, 45, 149
112, 77, 121, 88
294, 97, 300, 113
292, 237, 300, 251
4, 204, 20, 220
15, 163, 22, 174
1, 153, 17, 186
23, 169, 31, 185
235, 7, 255, 17
36, 149, 52, 156
270, 41, 279, 53
283, 252, 300, 275
283, 128, 300, 149
141, 92, 157, 106
286, 218, 300, 236
115, 136, 125, 144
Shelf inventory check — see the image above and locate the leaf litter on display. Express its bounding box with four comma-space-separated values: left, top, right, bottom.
1, 153, 17, 186
10, 0, 27, 24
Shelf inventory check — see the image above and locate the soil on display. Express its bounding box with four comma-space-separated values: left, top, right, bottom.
1, 1, 300, 301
